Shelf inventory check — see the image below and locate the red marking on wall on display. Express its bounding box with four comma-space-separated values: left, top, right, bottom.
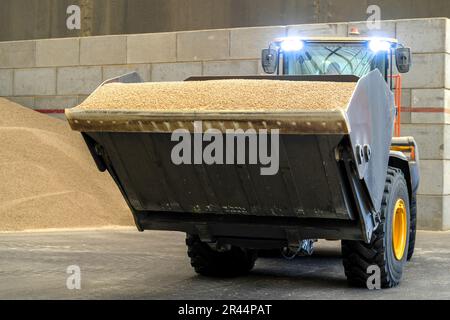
35, 109, 65, 114
400, 107, 450, 114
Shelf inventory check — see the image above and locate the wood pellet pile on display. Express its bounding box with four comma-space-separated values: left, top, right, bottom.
0, 98, 133, 231
76, 79, 357, 113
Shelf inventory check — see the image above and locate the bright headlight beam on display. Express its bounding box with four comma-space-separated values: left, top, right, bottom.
369, 39, 392, 53
280, 38, 304, 52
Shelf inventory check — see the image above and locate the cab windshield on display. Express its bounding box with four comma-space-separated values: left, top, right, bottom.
283, 42, 388, 79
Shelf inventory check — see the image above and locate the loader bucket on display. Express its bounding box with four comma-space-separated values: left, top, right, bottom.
66, 70, 395, 242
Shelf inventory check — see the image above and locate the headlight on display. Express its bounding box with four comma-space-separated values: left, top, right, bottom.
280, 38, 304, 52
369, 39, 392, 52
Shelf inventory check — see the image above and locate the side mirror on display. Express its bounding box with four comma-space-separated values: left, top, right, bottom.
395, 47, 412, 73
261, 48, 279, 74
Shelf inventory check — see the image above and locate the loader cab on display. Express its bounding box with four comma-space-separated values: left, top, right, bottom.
262, 36, 413, 138
262, 37, 411, 87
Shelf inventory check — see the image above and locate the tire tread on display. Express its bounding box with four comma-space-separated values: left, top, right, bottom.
342, 167, 407, 288
186, 234, 257, 277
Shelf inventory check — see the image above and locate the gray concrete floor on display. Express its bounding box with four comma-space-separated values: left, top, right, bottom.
0, 229, 449, 299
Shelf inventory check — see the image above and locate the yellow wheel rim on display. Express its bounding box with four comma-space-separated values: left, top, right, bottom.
392, 199, 407, 260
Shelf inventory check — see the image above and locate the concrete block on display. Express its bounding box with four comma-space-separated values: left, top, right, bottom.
14, 68, 56, 96
419, 160, 442, 195
400, 89, 411, 124
34, 96, 79, 110
6, 96, 35, 108
57, 66, 102, 95
417, 160, 450, 195
417, 195, 445, 230
151, 62, 202, 82
447, 54, 450, 89
230, 26, 286, 59
36, 38, 79, 67
401, 124, 446, 160
402, 54, 445, 89
0, 41, 35, 68
447, 19, 450, 54
103, 64, 151, 82
177, 30, 229, 62
410, 89, 449, 124
0, 69, 13, 96
80, 36, 126, 65
203, 60, 258, 76
397, 18, 447, 54
347, 20, 396, 38
287, 23, 348, 37
445, 196, 450, 230
439, 159, 450, 195
127, 33, 176, 63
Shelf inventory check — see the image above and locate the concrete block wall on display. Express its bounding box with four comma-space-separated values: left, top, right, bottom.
393, 18, 450, 231
1, 18, 449, 230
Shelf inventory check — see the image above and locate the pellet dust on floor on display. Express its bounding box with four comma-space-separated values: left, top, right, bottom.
0, 229, 449, 300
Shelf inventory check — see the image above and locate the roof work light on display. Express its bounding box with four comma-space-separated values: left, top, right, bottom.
280, 38, 305, 52
368, 39, 392, 52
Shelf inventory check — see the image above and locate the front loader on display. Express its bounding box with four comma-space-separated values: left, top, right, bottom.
66, 36, 420, 288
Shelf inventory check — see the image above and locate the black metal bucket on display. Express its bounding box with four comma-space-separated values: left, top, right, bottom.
67, 70, 395, 242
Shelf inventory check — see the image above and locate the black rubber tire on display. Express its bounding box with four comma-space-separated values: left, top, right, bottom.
342, 167, 410, 288
186, 234, 258, 277
407, 194, 417, 261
